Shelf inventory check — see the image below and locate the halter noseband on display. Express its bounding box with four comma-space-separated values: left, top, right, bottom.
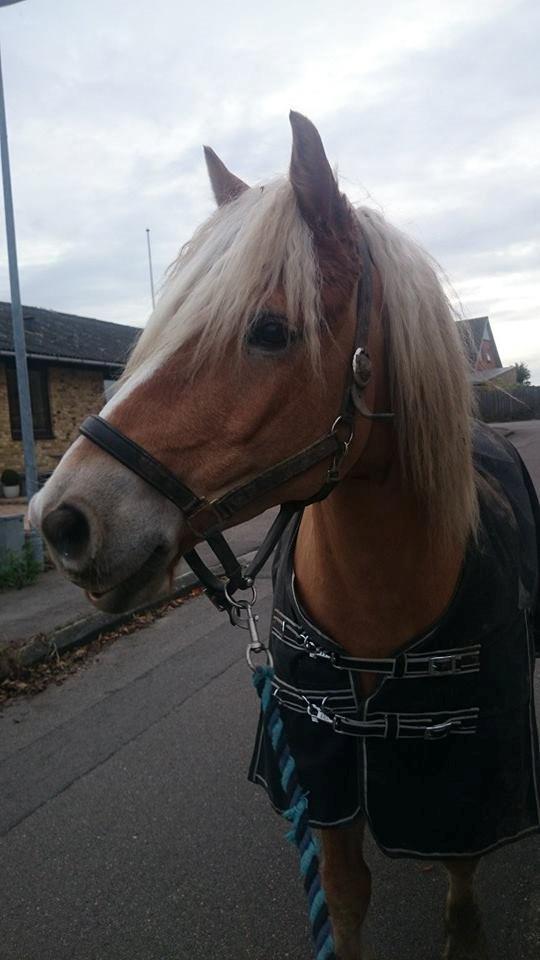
79, 232, 394, 614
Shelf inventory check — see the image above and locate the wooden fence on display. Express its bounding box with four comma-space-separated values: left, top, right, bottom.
475, 385, 540, 422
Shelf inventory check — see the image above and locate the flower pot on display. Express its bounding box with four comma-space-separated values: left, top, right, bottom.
2, 484, 20, 499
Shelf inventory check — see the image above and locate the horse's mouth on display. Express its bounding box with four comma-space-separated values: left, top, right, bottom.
83, 546, 174, 614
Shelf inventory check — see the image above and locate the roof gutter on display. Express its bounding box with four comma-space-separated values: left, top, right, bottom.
0, 350, 124, 369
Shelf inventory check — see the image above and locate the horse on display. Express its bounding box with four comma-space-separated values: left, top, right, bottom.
29, 112, 539, 960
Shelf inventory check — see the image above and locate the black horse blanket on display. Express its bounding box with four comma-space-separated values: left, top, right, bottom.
249, 422, 540, 858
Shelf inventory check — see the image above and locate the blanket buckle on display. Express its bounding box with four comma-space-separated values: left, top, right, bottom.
304, 697, 333, 725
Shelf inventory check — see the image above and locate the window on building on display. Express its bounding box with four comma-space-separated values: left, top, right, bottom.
5, 362, 54, 440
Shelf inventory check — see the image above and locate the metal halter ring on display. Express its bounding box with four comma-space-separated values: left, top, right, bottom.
224, 581, 257, 609
328, 416, 355, 483
331, 415, 354, 453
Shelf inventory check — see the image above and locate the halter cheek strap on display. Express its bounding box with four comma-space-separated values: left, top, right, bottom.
78, 231, 394, 613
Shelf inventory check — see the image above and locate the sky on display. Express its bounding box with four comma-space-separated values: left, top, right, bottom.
0, 0, 539, 380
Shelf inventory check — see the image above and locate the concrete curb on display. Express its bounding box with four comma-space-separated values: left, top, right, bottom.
0, 550, 258, 680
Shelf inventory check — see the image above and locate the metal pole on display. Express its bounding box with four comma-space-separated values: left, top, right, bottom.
146, 227, 156, 310
0, 38, 42, 563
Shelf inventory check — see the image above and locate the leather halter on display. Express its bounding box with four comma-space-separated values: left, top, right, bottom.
79, 231, 393, 613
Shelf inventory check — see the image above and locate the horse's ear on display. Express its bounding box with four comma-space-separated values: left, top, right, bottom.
289, 111, 346, 231
203, 146, 249, 207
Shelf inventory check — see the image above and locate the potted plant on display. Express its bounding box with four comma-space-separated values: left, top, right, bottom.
1, 469, 21, 499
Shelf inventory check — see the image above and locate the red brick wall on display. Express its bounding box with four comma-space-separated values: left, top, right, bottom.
476, 338, 499, 371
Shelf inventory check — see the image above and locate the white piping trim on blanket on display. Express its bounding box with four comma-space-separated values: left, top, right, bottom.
252, 771, 365, 829
252, 770, 540, 845
274, 610, 480, 674
360, 597, 482, 850
373, 825, 540, 860
272, 670, 356, 698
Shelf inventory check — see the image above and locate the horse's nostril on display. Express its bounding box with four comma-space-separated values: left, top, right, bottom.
42, 503, 90, 563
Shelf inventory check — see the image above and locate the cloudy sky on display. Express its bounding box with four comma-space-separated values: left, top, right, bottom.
1, 0, 539, 379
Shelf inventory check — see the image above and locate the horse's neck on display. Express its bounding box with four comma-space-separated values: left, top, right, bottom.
293, 455, 464, 666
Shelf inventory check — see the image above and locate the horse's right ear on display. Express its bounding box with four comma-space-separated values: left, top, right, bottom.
289, 111, 346, 232
203, 146, 249, 207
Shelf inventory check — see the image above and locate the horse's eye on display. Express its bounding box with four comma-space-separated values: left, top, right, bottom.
247, 313, 295, 352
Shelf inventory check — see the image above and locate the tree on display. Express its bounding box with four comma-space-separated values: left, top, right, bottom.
514, 362, 531, 385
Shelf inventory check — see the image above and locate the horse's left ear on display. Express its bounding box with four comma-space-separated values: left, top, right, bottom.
203, 146, 249, 206
289, 111, 346, 231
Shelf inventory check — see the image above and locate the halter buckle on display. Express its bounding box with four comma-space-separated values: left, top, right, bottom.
428, 655, 459, 675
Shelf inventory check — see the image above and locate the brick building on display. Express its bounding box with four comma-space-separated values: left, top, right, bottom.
456, 316, 516, 389
0, 304, 140, 479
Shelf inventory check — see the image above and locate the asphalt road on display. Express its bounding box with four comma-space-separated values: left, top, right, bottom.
1, 565, 539, 960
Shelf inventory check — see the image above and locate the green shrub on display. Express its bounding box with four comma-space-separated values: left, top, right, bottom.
1, 468, 20, 486
0, 543, 41, 590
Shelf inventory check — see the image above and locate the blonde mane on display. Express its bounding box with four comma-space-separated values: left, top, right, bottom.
124, 177, 477, 549
355, 206, 478, 548
124, 179, 324, 380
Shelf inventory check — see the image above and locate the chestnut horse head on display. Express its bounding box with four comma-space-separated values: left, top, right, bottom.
30, 112, 476, 613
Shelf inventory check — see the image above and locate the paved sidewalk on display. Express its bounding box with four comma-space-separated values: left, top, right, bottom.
0, 509, 276, 651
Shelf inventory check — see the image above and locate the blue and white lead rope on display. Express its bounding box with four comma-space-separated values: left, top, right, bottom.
252, 665, 337, 960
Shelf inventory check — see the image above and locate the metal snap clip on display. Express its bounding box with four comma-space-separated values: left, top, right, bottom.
246, 640, 274, 672
304, 697, 332, 725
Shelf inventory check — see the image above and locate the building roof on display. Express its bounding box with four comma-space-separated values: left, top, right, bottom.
456, 316, 502, 368
472, 365, 515, 385
456, 316, 488, 354
0, 303, 141, 369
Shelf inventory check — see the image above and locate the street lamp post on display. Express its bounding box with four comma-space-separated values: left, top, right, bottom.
0, 0, 42, 563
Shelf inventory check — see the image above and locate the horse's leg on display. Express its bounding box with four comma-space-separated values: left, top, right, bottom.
320, 819, 372, 960
443, 857, 488, 960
